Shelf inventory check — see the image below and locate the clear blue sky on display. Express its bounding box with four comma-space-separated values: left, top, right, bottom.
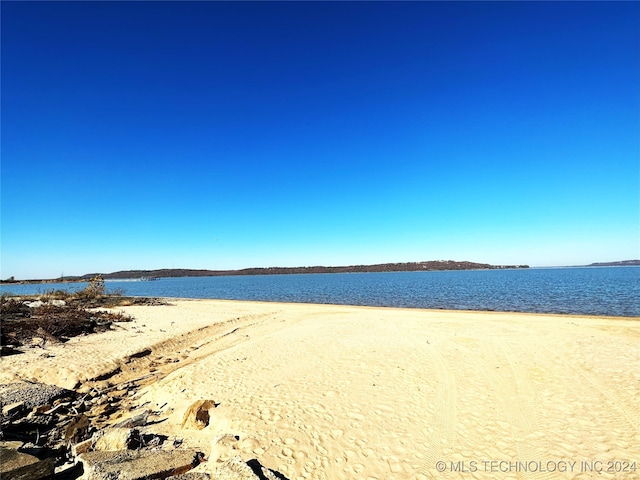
1, 1, 638, 279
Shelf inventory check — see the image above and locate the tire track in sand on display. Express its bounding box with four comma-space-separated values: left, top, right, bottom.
554, 349, 636, 429
480, 341, 555, 480
83, 311, 279, 394
419, 342, 457, 478
418, 335, 555, 480
500, 335, 640, 479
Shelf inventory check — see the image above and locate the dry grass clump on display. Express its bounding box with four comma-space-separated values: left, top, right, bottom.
1, 301, 132, 348
1, 277, 135, 349
1, 275, 171, 349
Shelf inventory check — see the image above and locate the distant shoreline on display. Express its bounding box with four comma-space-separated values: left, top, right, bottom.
3, 260, 529, 284
3, 259, 638, 285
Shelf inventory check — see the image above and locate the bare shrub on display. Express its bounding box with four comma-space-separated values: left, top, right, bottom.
40, 289, 73, 301
74, 275, 106, 302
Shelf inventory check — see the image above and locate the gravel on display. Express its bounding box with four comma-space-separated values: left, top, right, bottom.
0, 381, 74, 411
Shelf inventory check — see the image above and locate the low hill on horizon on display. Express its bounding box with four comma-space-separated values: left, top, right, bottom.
83, 260, 531, 280
4, 260, 530, 283
585, 260, 640, 267
5, 259, 639, 284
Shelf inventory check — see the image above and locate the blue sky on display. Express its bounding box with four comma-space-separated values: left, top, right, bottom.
1, 2, 638, 279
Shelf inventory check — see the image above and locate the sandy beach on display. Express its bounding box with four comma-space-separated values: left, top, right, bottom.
1, 299, 638, 479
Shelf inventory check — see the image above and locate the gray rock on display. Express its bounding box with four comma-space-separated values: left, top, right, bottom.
77, 449, 202, 480
111, 409, 151, 429
2, 401, 25, 417
0, 442, 55, 480
1, 458, 56, 480
212, 456, 280, 480
0, 444, 39, 473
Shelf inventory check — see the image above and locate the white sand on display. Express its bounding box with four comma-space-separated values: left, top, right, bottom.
2, 299, 638, 479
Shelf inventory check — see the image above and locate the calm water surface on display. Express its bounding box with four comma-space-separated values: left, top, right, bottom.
2, 267, 638, 317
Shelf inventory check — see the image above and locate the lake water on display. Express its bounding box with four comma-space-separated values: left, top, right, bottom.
2, 267, 638, 317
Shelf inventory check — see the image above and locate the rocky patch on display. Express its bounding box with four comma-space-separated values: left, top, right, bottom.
1, 381, 290, 479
